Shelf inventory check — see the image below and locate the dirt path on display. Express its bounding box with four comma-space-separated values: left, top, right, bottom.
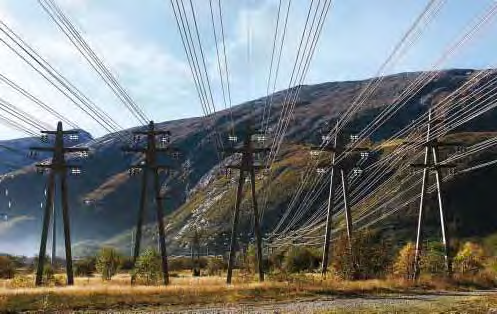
116, 290, 497, 313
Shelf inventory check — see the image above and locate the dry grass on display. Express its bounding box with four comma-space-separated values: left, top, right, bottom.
0, 272, 495, 312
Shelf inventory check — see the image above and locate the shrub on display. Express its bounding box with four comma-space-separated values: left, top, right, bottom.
354, 230, 391, 279
132, 249, 162, 285
454, 242, 486, 275
9, 275, 33, 288
332, 235, 356, 280
0, 256, 16, 279
239, 244, 257, 273
42, 264, 55, 285
332, 230, 391, 280
206, 257, 225, 276
53, 274, 67, 286
420, 241, 446, 275
282, 247, 320, 273
96, 247, 121, 281
268, 249, 286, 272
28, 255, 53, 274
393, 242, 416, 280
168, 256, 208, 273
74, 257, 96, 278
119, 256, 134, 271
168, 257, 192, 271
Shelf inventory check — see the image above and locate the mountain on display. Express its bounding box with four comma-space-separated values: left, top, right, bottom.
1, 68, 497, 257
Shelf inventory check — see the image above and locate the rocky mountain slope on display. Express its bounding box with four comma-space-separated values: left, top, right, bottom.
1, 68, 496, 256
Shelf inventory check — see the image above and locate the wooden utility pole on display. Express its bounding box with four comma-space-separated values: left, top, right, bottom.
122, 121, 180, 285
223, 126, 269, 284
411, 109, 458, 280
32, 122, 89, 286
313, 130, 367, 277
51, 201, 56, 265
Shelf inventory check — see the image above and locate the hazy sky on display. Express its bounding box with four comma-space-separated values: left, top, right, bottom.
0, 0, 496, 139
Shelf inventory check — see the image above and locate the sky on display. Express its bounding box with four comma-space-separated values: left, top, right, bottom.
0, 0, 496, 139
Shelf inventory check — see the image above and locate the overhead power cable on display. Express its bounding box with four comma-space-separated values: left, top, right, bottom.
38, 0, 149, 126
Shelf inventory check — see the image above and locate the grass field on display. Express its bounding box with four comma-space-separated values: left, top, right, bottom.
0, 272, 495, 312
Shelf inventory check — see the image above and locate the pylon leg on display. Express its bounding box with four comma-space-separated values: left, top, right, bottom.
51, 200, 56, 266
35, 171, 56, 286
341, 169, 356, 278
131, 168, 148, 284
432, 147, 452, 278
226, 171, 246, 284
321, 165, 336, 276
341, 170, 353, 254
413, 146, 430, 281
153, 170, 169, 285
134, 170, 148, 261
60, 173, 74, 285
250, 169, 264, 282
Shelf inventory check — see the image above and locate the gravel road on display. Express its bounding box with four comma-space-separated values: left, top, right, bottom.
114, 290, 497, 314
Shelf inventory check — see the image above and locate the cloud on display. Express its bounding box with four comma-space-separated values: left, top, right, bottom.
0, 0, 198, 138
0, 215, 35, 235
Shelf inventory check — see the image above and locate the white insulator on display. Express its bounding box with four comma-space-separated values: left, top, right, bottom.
321, 135, 332, 142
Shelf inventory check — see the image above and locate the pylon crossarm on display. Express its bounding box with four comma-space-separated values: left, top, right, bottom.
251, 147, 271, 153
310, 145, 336, 152
155, 147, 181, 154
410, 163, 456, 169
132, 130, 170, 136
222, 147, 270, 155
35, 164, 82, 169
436, 141, 465, 147
29, 146, 54, 152
64, 147, 90, 153
405, 140, 465, 148
130, 164, 173, 170
122, 147, 147, 153
344, 146, 369, 153
225, 163, 266, 171
122, 147, 180, 155
41, 130, 78, 135
410, 163, 431, 168
225, 164, 242, 169
221, 147, 244, 155
252, 164, 266, 170
433, 164, 457, 169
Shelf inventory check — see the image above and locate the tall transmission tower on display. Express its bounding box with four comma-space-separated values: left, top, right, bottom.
410, 108, 459, 280
223, 124, 269, 284
311, 127, 368, 277
31, 122, 89, 286
122, 121, 181, 285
